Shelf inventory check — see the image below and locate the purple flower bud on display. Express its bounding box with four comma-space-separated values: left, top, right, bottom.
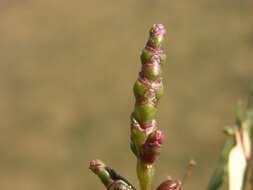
147, 129, 164, 146
150, 24, 166, 38
89, 159, 106, 172
156, 179, 182, 190
140, 130, 164, 164
147, 24, 166, 48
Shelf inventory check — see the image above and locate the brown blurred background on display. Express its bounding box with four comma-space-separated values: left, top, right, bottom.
0, 0, 253, 189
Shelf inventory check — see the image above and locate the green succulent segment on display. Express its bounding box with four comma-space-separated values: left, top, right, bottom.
130, 24, 166, 190
130, 116, 157, 157
89, 160, 136, 190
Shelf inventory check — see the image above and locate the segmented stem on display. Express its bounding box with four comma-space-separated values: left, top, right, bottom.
130, 24, 166, 190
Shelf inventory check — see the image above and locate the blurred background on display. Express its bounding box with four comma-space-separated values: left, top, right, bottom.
1, 0, 253, 189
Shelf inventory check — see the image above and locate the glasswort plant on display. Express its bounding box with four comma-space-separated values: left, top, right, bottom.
89, 24, 181, 190
89, 24, 253, 190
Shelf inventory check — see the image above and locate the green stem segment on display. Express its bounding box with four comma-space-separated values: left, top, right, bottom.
89, 160, 136, 190
137, 160, 155, 190
130, 24, 166, 190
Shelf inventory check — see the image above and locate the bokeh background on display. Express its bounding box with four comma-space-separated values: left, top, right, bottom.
1, 0, 253, 189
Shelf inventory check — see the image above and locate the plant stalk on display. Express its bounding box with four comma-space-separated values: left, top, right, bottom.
130, 24, 166, 190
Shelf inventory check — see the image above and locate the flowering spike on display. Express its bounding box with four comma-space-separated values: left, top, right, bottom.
132, 24, 166, 125
130, 24, 167, 190
131, 24, 166, 157
90, 24, 170, 190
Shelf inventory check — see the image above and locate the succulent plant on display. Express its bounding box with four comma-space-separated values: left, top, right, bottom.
89, 24, 253, 190
89, 24, 180, 190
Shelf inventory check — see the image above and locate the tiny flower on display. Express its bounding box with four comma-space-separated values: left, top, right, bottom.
140, 130, 164, 164
89, 159, 106, 172
148, 24, 166, 48
149, 24, 166, 38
